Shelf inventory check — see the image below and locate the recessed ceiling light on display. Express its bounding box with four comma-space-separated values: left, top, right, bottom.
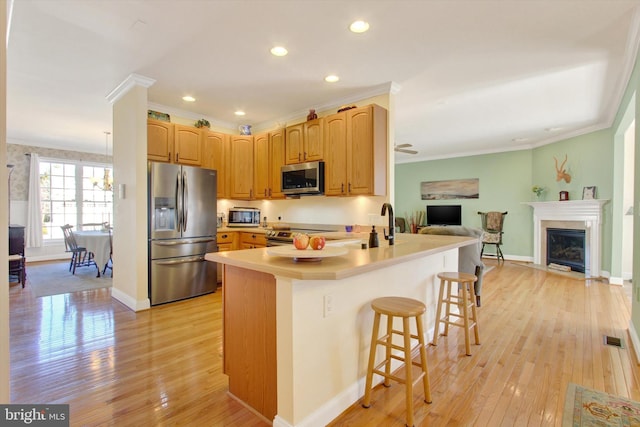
182, 95, 196, 102
270, 46, 288, 57
545, 127, 564, 132
325, 75, 340, 83
235, 111, 246, 116
512, 137, 529, 143
349, 20, 370, 33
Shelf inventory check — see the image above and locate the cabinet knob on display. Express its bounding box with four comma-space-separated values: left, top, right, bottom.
221, 234, 228, 238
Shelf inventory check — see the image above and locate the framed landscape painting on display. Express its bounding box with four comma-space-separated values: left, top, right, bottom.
421, 178, 479, 200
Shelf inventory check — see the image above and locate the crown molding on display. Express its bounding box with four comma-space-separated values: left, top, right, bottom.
603, 5, 640, 128
106, 73, 156, 105
253, 81, 397, 133
146, 102, 237, 131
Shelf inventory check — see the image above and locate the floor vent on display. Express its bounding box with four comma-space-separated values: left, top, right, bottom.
604, 335, 624, 348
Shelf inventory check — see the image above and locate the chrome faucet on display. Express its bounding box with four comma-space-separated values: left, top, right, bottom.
381, 203, 394, 245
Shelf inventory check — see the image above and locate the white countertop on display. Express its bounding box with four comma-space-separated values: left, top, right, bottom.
205, 232, 476, 280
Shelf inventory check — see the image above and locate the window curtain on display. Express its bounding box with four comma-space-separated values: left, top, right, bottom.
26, 153, 43, 248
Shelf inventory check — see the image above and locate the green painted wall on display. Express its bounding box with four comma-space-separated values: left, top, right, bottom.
532, 128, 614, 270
397, 42, 640, 352
395, 150, 533, 257
395, 125, 617, 269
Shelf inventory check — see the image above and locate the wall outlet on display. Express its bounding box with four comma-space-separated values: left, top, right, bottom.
324, 294, 334, 317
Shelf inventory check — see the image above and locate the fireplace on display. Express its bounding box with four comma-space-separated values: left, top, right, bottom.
546, 228, 586, 273
525, 200, 607, 278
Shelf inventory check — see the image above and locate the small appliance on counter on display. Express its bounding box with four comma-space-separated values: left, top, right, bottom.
227, 207, 260, 227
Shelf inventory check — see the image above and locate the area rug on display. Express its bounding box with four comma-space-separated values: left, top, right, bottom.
563, 383, 640, 426
26, 261, 112, 298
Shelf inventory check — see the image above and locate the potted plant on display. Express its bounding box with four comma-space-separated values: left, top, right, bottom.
195, 119, 210, 129
532, 185, 546, 200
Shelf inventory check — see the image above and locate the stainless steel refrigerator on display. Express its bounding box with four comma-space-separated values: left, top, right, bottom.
148, 161, 217, 305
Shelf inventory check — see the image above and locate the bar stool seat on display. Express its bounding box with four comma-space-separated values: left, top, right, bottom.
432, 272, 480, 356
362, 296, 431, 427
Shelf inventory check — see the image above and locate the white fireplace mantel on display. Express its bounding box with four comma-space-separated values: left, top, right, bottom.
523, 200, 609, 277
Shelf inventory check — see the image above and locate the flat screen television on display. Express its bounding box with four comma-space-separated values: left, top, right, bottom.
426, 205, 462, 226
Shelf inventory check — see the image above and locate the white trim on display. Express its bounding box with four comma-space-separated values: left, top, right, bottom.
523, 200, 609, 277
111, 287, 150, 312
254, 81, 397, 133
610, 276, 624, 286
629, 322, 640, 365
147, 102, 237, 131
106, 73, 156, 105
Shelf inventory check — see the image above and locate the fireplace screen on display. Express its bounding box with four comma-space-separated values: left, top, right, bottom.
546, 228, 586, 273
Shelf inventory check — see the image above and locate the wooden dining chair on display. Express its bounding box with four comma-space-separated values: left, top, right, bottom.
61, 225, 100, 276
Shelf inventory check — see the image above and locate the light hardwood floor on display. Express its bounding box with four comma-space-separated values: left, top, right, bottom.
9, 261, 640, 426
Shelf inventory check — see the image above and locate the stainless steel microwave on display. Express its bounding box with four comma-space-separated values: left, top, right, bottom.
281, 161, 325, 195
227, 207, 260, 227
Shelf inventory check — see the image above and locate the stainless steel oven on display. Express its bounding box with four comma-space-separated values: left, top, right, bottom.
265, 227, 334, 246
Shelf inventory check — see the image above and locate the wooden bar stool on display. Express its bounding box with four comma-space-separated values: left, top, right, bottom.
432, 272, 480, 356
362, 296, 432, 427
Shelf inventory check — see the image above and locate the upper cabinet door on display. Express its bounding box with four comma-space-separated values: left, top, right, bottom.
347, 107, 374, 195
269, 129, 286, 199
285, 124, 304, 164
148, 120, 174, 163
202, 130, 229, 199
230, 135, 254, 199
174, 124, 202, 166
253, 133, 270, 199
324, 113, 348, 196
304, 119, 324, 162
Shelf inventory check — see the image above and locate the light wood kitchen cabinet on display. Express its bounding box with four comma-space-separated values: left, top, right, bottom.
173, 124, 202, 166
147, 119, 174, 163
325, 104, 388, 196
240, 232, 266, 249
285, 119, 324, 164
203, 130, 230, 198
230, 135, 254, 199
269, 129, 286, 199
254, 133, 270, 199
253, 129, 286, 200
217, 231, 237, 251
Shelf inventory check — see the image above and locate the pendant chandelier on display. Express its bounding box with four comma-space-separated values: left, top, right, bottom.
92, 131, 113, 192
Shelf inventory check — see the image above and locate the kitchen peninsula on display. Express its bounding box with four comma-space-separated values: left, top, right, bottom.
205, 232, 477, 427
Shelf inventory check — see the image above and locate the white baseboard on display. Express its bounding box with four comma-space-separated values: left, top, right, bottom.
272, 329, 437, 426
628, 322, 640, 365
111, 287, 150, 312
609, 276, 624, 286
481, 254, 532, 263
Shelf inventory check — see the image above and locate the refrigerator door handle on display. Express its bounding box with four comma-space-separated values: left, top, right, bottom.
154, 255, 205, 265
152, 237, 216, 246
183, 170, 188, 232
176, 170, 183, 232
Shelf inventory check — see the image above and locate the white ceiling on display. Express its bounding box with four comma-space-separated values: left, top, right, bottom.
6, 0, 640, 164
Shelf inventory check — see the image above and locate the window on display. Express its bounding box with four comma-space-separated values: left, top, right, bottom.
40, 159, 113, 241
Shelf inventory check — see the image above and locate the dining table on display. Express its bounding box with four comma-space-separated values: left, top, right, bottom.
73, 230, 112, 275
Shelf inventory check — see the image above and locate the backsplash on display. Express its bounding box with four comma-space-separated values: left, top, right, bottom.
7, 143, 112, 201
